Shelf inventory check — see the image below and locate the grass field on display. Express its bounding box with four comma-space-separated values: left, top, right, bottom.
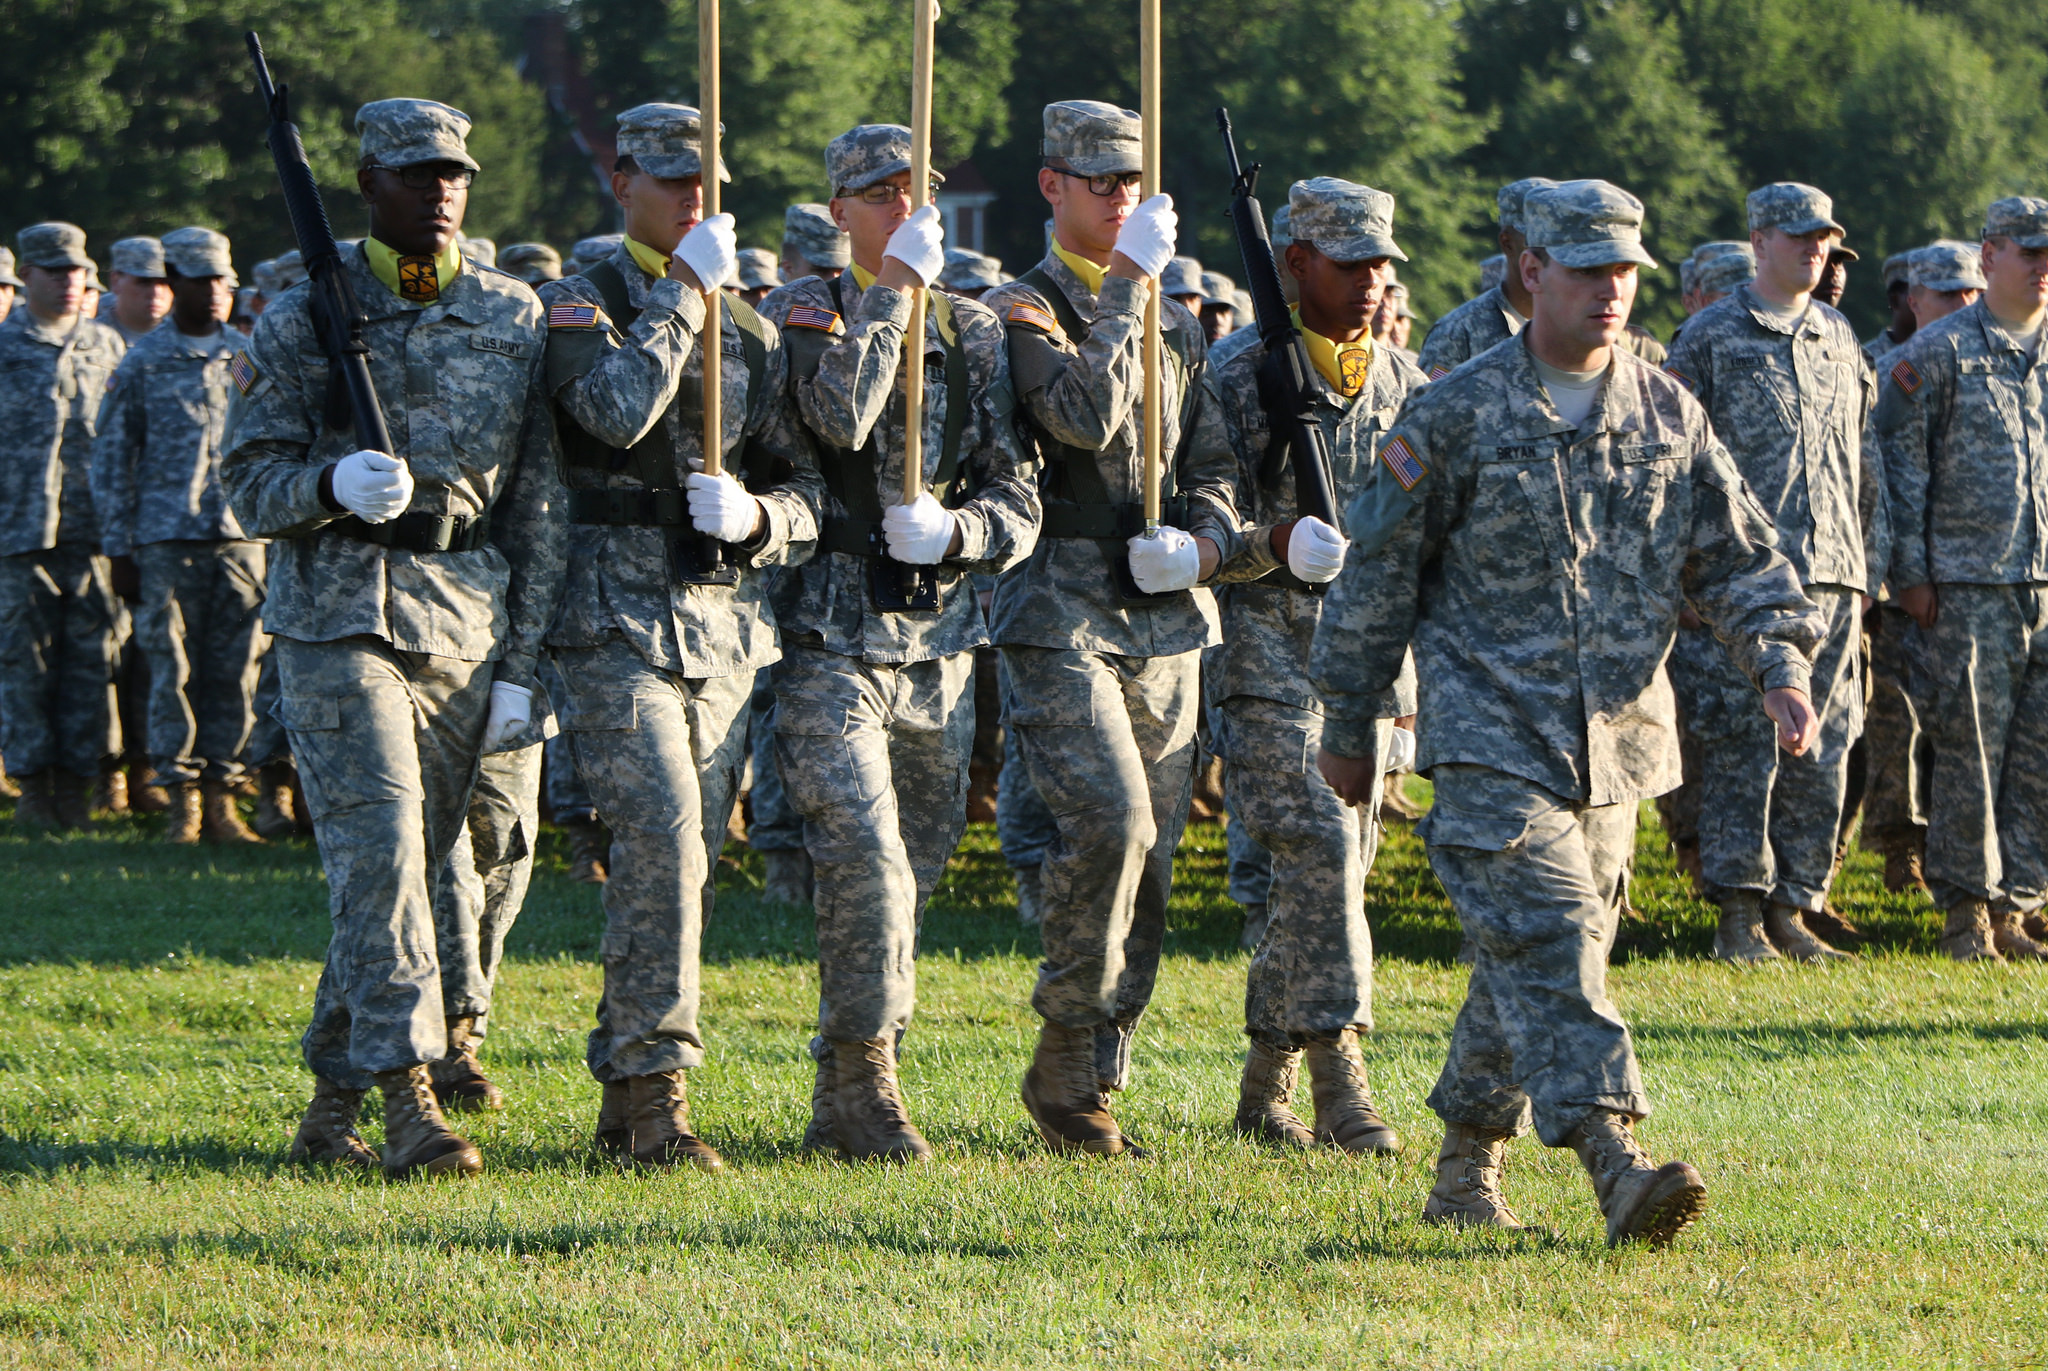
1, 787, 2044, 1369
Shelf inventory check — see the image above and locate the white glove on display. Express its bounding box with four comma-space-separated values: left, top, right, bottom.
883, 204, 946, 287
1286, 515, 1347, 584
481, 682, 533, 753
1126, 525, 1200, 594
1113, 194, 1178, 279
882, 491, 957, 564
686, 469, 762, 543
1385, 724, 1417, 775
330, 449, 413, 524
674, 212, 738, 293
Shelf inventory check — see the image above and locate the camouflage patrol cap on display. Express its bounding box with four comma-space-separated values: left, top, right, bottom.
498, 242, 563, 285
1497, 177, 1558, 234
1880, 251, 1914, 288
1478, 253, 1507, 292
16, 222, 92, 271
460, 236, 497, 267
1910, 239, 1987, 293
1387, 280, 1414, 318
569, 235, 624, 274
249, 259, 280, 297
356, 98, 478, 172
108, 236, 166, 279
734, 248, 781, 291
1522, 180, 1657, 269
1159, 257, 1205, 298
783, 203, 850, 269
0, 246, 22, 288
272, 250, 307, 290
161, 227, 234, 280
1201, 270, 1237, 306
85, 263, 103, 291
824, 124, 941, 194
1269, 204, 1292, 249
1746, 182, 1844, 237
938, 248, 1004, 293
1232, 288, 1253, 319
1983, 196, 2048, 247
1678, 254, 1699, 296
617, 102, 729, 183
1041, 100, 1142, 176
1695, 245, 1755, 295
1290, 177, 1406, 263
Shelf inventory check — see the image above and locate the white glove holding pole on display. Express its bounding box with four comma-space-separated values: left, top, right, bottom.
686, 470, 762, 543
481, 682, 533, 753
1385, 723, 1417, 775
882, 491, 957, 564
330, 449, 413, 524
1286, 515, 1347, 584
1113, 194, 1178, 279
883, 204, 946, 287
1126, 525, 1199, 594
674, 212, 738, 292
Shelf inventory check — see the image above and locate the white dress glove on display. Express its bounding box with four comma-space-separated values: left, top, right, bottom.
1126, 524, 1200, 594
330, 449, 413, 524
883, 204, 946, 287
674, 212, 738, 292
1386, 723, 1417, 775
481, 681, 534, 753
686, 470, 762, 543
1286, 515, 1347, 584
881, 491, 957, 564
1113, 194, 1178, 279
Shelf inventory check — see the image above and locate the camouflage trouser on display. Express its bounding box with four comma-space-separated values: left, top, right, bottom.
1924, 584, 2048, 913
1225, 805, 1276, 905
1217, 698, 1380, 1047
553, 639, 752, 1080
0, 546, 120, 778
278, 635, 492, 1086
995, 653, 1057, 871
132, 539, 266, 785
1863, 603, 1931, 851
747, 664, 805, 852
436, 736, 543, 1035
537, 658, 593, 821
1002, 644, 1200, 1089
1421, 764, 1651, 1147
1677, 587, 1863, 911
243, 648, 287, 770
774, 644, 974, 1044
1653, 652, 1702, 852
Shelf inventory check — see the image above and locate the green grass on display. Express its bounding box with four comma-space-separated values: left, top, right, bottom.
0, 785, 2044, 1369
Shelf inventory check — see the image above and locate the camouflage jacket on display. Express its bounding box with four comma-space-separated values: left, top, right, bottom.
1872, 299, 2048, 588
1415, 285, 1518, 382
538, 243, 821, 680
760, 272, 1038, 664
1211, 332, 1424, 716
91, 322, 245, 557
1312, 335, 1824, 807
1663, 286, 1885, 593
222, 245, 565, 688
984, 249, 1246, 657
0, 311, 125, 556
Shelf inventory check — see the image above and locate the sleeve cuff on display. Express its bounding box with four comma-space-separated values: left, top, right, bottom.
1319, 713, 1379, 759
492, 656, 539, 692
1761, 659, 1811, 695
1096, 275, 1148, 319
857, 282, 916, 331
947, 505, 993, 566
662, 281, 706, 336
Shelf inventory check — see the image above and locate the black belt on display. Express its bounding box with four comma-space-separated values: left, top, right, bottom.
1038, 497, 1190, 541
820, 517, 884, 557
569, 487, 690, 526
330, 511, 487, 553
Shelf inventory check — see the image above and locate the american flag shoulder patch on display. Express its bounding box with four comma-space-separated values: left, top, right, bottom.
1665, 366, 1694, 392
1891, 357, 1922, 394
784, 304, 841, 332
1426, 364, 1450, 381
548, 303, 600, 330
1005, 302, 1058, 333
229, 350, 259, 395
1379, 434, 1425, 490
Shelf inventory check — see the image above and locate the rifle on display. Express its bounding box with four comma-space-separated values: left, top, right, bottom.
244, 31, 394, 458
1214, 107, 1338, 535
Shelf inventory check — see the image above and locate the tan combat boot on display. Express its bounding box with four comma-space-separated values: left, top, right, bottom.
563, 816, 609, 884
98, 768, 129, 814
594, 1080, 631, 1157
286, 1077, 380, 1170
830, 1037, 933, 1163
1989, 907, 2048, 961
801, 1047, 837, 1154
1233, 1040, 1314, 1148
201, 780, 264, 845
163, 784, 202, 845
1421, 1123, 1529, 1231
760, 848, 812, 905
373, 1065, 483, 1179
1765, 901, 1854, 963
52, 772, 99, 830
1711, 890, 1780, 964
1304, 1030, 1401, 1155
1940, 899, 2001, 962
11, 773, 57, 833
129, 765, 170, 814
1020, 1019, 1126, 1156
1883, 835, 1928, 894
1014, 863, 1043, 927
254, 761, 298, 838
1567, 1111, 1707, 1248
430, 1016, 505, 1112
623, 1070, 725, 1171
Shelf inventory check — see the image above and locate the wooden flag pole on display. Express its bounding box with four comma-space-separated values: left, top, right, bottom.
1139, 0, 1162, 533
902, 0, 936, 507
699, 0, 723, 481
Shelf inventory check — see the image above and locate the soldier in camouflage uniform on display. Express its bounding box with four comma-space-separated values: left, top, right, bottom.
538, 102, 822, 1170
499, 243, 563, 286
1315, 181, 1825, 1246
225, 100, 566, 1179
1864, 251, 1916, 365
1415, 178, 1554, 380
568, 235, 624, 277
983, 100, 1247, 1156
0, 222, 127, 831
782, 203, 850, 284
759, 123, 1040, 1162
98, 236, 170, 346
1873, 197, 2048, 961
1663, 183, 1884, 963
1210, 177, 1425, 1156
0, 246, 23, 324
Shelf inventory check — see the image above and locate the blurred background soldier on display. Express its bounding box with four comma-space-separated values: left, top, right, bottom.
1814, 239, 1857, 310
1199, 270, 1237, 342
781, 202, 849, 283
733, 246, 780, 307
459, 236, 497, 268
98, 235, 169, 345
1416, 177, 1554, 379
498, 242, 563, 286
0, 246, 21, 323
567, 234, 623, 276
1159, 256, 1203, 314
1476, 253, 1505, 293
937, 247, 1004, 299
1865, 251, 1916, 363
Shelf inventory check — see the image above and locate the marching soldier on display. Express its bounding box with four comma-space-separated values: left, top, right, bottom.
99, 236, 170, 345
226, 99, 565, 1178
759, 123, 1039, 1161
1415, 178, 1554, 379
734, 248, 781, 307
782, 203, 850, 284
1864, 251, 1916, 364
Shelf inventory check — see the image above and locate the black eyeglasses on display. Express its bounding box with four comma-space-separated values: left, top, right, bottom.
836, 178, 944, 205
368, 163, 476, 190
1054, 168, 1143, 197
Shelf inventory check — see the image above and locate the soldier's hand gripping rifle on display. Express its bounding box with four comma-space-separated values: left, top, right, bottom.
245, 31, 395, 458
1215, 108, 1337, 538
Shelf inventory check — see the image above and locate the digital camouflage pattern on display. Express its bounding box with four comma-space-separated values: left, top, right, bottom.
1415, 285, 1519, 381
129, 539, 266, 785
0, 547, 120, 777
108, 236, 166, 279
1980, 195, 2048, 246
616, 103, 726, 183
1861, 603, 1931, 851
1496, 177, 1558, 233
1521, 179, 1656, 270
1694, 249, 1756, 297
0, 309, 124, 556
91, 321, 246, 556
498, 243, 562, 286
436, 734, 543, 1030
1288, 178, 1405, 263
1909, 240, 1985, 293
1039, 100, 1142, 176
160, 228, 234, 280
355, 97, 478, 171
16, 221, 93, 270
823, 124, 936, 193
783, 205, 850, 270
1745, 181, 1845, 237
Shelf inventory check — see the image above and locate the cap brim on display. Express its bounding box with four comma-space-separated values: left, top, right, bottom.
1777, 215, 1846, 237
1310, 233, 1407, 264
2002, 233, 2048, 249
638, 152, 731, 183
1921, 275, 1985, 293
27, 252, 94, 271
838, 156, 915, 191
793, 243, 851, 268
380, 145, 483, 172
0, 273, 21, 287
1828, 244, 1859, 261
1060, 150, 1142, 176
1547, 240, 1658, 270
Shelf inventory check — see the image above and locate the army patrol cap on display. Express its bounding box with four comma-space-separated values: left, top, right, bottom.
825, 124, 941, 194
1880, 251, 1914, 288
460, 235, 497, 267
161, 227, 235, 280
0, 247, 22, 289
108, 236, 166, 279
1983, 196, 2048, 248
1160, 256, 1204, 298
17, 221, 93, 271
273, 250, 308, 291
1290, 177, 1407, 263
85, 263, 103, 291
1387, 280, 1414, 318
497, 242, 562, 284
617, 102, 729, 182
569, 234, 623, 274
1478, 253, 1506, 291
1911, 239, 1987, 292
1523, 180, 1657, 269
1269, 204, 1292, 249
1201, 270, 1237, 305
1497, 177, 1558, 233
1747, 182, 1844, 237
783, 203, 851, 268
1041, 100, 1142, 176
356, 98, 479, 172
734, 247, 781, 291
939, 248, 1003, 292
1695, 245, 1756, 295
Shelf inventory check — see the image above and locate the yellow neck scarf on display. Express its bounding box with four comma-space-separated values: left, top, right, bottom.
1294, 306, 1373, 398
850, 261, 878, 293
365, 238, 462, 304
1052, 238, 1108, 296
624, 236, 669, 281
